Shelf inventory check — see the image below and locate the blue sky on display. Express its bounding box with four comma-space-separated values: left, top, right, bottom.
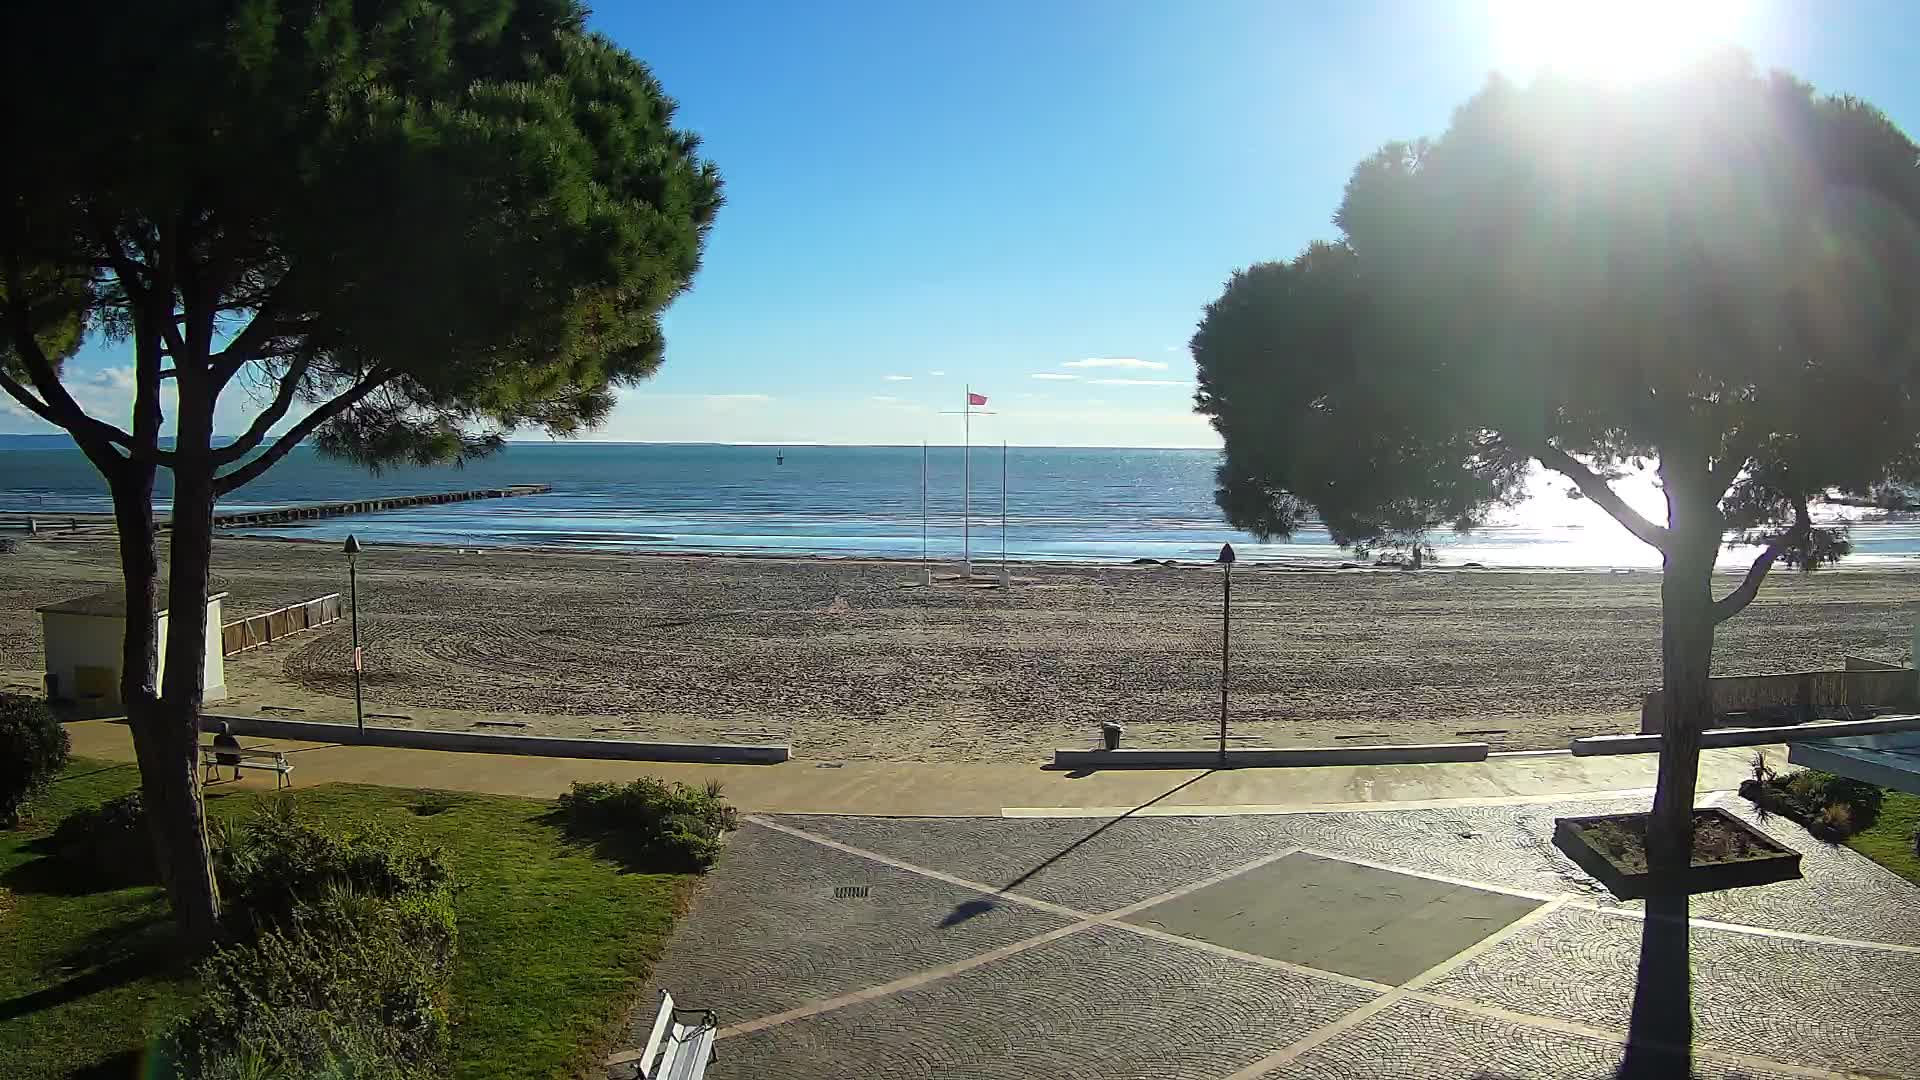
7, 1, 1918, 447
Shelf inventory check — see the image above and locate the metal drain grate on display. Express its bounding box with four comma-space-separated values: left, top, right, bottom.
832, 885, 870, 899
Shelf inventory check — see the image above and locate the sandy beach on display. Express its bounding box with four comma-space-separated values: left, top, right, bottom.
3, 534, 1916, 761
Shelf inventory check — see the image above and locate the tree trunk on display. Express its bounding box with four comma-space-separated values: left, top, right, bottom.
107, 453, 219, 947
153, 391, 223, 948
1649, 519, 1718, 880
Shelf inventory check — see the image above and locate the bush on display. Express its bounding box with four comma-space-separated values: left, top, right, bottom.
216, 797, 454, 949
556, 777, 739, 871
49, 792, 157, 885
0, 694, 70, 826
166, 798, 460, 1079
166, 891, 453, 1080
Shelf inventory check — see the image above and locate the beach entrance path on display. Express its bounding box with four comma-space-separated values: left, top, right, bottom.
618, 794, 1920, 1080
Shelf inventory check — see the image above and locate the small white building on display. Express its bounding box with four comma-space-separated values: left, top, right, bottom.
37, 589, 228, 706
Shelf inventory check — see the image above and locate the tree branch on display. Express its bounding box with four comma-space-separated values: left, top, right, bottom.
209, 302, 300, 389
0, 370, 61, 427
1531, 441, 1671, 550
213, 369, 393, 494
2, 258, 139, 458
1712, 496, 1812, 623
212, 355, 311, 465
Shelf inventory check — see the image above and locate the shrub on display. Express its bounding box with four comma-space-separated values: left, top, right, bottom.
1818, 802, 1855, 836
216, 797, 453, 949
49, 792, 157, 885
166, 890, 453, 1080
556, 776, 740, 871
0, 694, 69, 826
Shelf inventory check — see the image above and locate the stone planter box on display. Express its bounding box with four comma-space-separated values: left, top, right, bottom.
1552, 807, 1802, 899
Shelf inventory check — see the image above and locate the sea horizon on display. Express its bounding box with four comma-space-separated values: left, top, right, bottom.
6, 439, 1920, 571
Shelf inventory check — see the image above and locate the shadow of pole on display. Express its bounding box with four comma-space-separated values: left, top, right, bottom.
941, 770, 1215, 927
1616, 888, 1692, 1078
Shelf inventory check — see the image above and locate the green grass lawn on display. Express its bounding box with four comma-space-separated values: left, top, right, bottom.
1847, 789, 1920, 885
2, 758, 689, 1079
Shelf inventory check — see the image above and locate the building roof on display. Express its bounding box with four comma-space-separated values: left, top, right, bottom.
36, 588, 229, 618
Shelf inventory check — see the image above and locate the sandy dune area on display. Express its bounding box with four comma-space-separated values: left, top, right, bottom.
3, 536, 1915, 761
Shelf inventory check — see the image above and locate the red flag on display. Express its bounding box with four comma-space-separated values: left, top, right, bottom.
967, 392, 988, 406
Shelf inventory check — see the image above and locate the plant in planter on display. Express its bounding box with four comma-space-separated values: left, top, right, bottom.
1553, 807, 1802, 900
1740, 759, 1884, 842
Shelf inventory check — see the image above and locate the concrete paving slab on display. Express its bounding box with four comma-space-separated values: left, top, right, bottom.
1256, 998, 1808, 1080
1426, 904, 1920, 1077
708, 923, 1379, 1080
634, 823, 1074, 1027
1121, 852, 1543, 984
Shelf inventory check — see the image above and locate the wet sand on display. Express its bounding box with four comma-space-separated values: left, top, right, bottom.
3, 535, 1915, 761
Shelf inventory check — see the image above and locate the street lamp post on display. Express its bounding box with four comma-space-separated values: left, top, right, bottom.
1217, 542, 1235, 765
344, 534, 364, 735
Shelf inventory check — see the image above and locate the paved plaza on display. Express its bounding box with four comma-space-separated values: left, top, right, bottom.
614, 791, 1920, 1079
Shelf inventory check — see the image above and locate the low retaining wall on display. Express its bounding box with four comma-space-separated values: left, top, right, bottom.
1639, 668, 1916, 734
1051, 742, 1489, 770
200, 713, 788, 764
1572, 713, 1920, 756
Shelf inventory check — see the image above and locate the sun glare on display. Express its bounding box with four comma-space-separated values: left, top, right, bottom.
1489, 0, 1748, 83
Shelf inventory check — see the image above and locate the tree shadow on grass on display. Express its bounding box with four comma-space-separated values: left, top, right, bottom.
66, 1048, 147, 1080
535, 809, 715, 876
0, 913, 184, 1024
2, 849, 118, 898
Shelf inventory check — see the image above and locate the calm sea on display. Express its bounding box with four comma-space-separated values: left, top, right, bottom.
4, 440, 1919, 569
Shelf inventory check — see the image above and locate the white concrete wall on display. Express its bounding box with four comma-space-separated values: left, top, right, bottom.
42, 599, 227, 704
41, 612, 125, 702
203, 596, 226, 700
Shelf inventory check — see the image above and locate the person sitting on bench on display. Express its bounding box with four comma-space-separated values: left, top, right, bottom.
212, 722, 243, 781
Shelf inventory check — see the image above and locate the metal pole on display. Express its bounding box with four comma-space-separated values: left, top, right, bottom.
350, 554, 363, 735
963, 386, 972, 579
921, 442, 930, 586
1220, 560, 1231, 763
1000, 441, 1008, 586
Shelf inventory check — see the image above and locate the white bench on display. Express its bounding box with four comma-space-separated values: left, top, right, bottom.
632, 990, 716, 1080
200, 745, 295, 790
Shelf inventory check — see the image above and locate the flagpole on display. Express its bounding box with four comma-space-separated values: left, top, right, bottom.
920, 442, 930, 586
963, 385, 972, 581
1000, 441, 1009, 588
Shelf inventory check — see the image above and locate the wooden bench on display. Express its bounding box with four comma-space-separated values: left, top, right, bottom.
631, 990, 716, 1080
200, 745, 295, 789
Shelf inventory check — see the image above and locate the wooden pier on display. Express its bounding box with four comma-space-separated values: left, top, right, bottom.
212, 484, 552, 528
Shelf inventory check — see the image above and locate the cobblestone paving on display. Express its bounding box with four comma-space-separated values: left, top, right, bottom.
632, 824, 1073, 1028
617, 798, 1920, 1079
1257, 998, 1808, 1080
712, 924, 1378, 1080
1426, 904, 1920, 1077
792, 796, 1920, 944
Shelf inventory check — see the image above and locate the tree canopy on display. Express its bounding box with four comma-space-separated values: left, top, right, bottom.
3, 0, 722, 479
1193, 53, 1920, 883
0, 0, 721, 945
1197, 54, 1920, 586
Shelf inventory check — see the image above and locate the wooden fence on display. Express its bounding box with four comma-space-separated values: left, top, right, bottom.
221, 593, 343, 657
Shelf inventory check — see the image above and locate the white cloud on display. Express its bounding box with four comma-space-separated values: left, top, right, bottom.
1029, 373, 1079, 381
1062, 357, 1168, 370
870, 394, 900, 403
1163, 345, 1180, 353
1088, 378, 1190, 387
928, 370, 946, 376
882, 374, 913, 382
